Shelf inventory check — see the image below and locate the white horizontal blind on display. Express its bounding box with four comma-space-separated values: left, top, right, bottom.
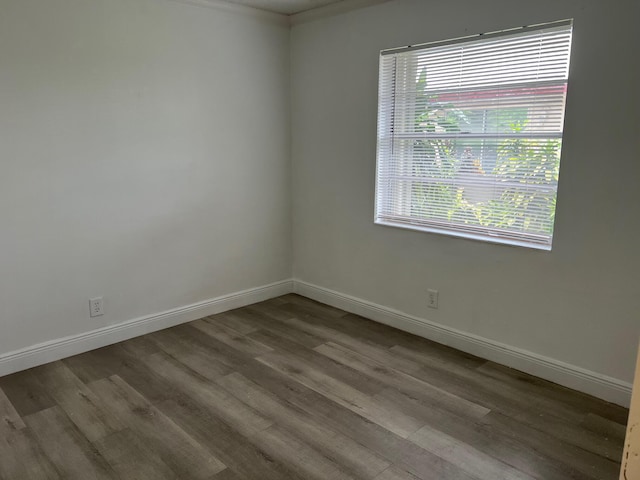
375, 21, 573, 249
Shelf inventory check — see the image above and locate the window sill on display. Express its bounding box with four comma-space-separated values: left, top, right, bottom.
374, 219, 552, 251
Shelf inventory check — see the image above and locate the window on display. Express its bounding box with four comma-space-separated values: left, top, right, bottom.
375, 20, 573, 250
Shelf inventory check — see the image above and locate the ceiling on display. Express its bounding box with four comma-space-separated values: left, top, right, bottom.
220, 0, 348, 15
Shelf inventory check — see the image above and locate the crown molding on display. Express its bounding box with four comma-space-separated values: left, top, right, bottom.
164, 0, 389, 26
165, 0, 288, 24
289, 0, 392, 25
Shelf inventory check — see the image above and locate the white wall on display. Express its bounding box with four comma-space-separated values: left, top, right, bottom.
291, 0, 640, 386
0, 0, 291, 356
1, 0, 638, 403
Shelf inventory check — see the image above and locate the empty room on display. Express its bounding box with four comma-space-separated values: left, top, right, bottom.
1, 0, 639, 478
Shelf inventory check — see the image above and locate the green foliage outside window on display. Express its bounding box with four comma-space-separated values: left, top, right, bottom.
409, 70, 561, 235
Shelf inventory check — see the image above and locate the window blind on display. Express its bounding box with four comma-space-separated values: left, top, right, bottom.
375, 20, 573, 250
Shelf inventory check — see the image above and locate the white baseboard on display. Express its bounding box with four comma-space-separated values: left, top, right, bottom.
0, 279, 294, 378
2, 277, 631, 407
293, 279, 632, 407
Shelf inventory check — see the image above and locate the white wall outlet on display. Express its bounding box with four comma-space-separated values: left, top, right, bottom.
89, 297, 104, 317
427, 289, 439, 309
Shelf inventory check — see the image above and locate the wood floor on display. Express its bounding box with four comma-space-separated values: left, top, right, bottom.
0, 294, 629, 480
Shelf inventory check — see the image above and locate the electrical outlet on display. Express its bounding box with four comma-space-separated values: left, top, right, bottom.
427, 289, 439, 309
89, 297, 104, 317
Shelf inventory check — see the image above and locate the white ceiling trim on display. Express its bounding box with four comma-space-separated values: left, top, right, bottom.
164, 0, 390, 24
289, 0, 392, 24
165, 0, 288, 24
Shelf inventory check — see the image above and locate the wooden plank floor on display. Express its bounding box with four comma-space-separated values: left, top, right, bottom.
0, 294, 629, 480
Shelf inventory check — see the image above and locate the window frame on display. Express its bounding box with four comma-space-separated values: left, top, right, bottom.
374, 20, 573, 251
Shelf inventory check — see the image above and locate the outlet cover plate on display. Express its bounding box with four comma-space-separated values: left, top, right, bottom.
427, 289, 439, 309
89, 297, 104, 317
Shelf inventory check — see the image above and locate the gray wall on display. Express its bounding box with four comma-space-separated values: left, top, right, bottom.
291, 0, 640, 384
1, 0, 638, 396
0, 0, 291, 355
